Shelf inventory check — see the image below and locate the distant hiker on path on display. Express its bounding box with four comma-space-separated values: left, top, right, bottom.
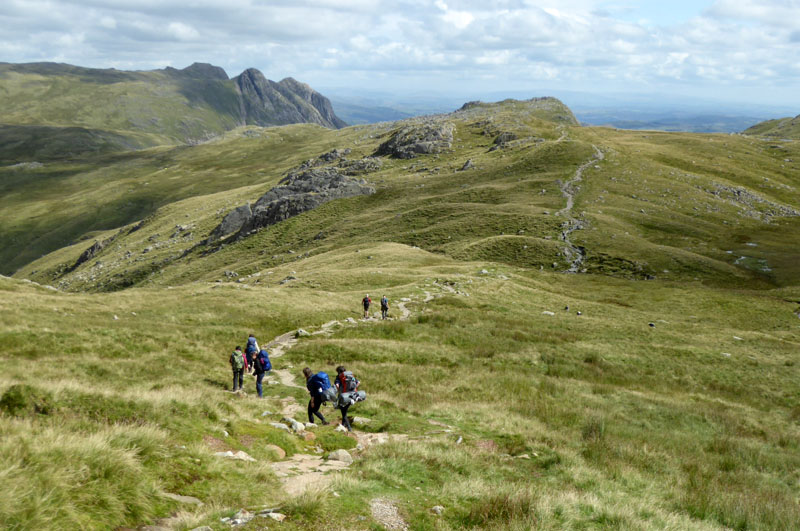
303, 367, 330, 425
335, 365, 366, 431
245, 334, 259, 374
230, 346, 246, 392
253, 348, 271, 398
362, 294, 372, 319
380, 295, 389, 320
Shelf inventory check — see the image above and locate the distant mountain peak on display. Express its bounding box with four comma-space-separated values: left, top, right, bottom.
233, 68, 346, 129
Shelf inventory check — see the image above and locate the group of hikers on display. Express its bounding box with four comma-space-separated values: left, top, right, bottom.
362, 294, 390, 320
229, 334, 272, 396
229, 297, 373, 429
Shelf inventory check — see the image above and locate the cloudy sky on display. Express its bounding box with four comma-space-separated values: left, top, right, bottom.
1, 0, 798, 107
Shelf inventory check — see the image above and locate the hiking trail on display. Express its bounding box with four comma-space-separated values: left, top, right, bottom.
557, 145, 604, 273
249, 287, 443, 501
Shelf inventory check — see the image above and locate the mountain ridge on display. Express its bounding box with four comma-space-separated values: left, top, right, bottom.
0, 61, 346, 157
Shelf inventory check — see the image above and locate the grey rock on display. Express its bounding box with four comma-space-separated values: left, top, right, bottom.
327, 449, 353, 464
494, 131, 517, 145
460, 159, 474, 171
231, 509, 255, 526
269, 422, 291, 432
234, 68, 346, 129
352, 416, 371, 426
190, 527, 213, 531
432, 505, 445, 515
209, 204, 252, 241
226, 167, 374, 240
375, 121, 455, 159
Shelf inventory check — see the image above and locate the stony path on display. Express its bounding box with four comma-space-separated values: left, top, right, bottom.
558, 145, 604, 273
259, 288, 442, 499
370, 498, 409, 531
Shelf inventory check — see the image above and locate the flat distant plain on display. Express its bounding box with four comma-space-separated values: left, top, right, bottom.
2, 97, 799, 529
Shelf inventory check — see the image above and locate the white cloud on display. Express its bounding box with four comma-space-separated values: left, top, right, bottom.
167, 22, 199, 41
0, 0, 796, 104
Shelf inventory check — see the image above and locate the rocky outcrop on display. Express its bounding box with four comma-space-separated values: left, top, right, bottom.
234, 168, 373, 238
375, 121, 455, 159
208, 155, 376, 243
209, 204, 253, 241
234, 69, 346, 129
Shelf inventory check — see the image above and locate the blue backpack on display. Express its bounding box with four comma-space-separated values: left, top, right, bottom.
311, 372, 331, 392
246, 336, 258, 355
256, 350, 271, 371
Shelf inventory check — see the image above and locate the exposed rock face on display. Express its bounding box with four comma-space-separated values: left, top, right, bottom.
209, 204, 252, 241
375, 121, 455, 159
234, 69, 346, 129
208, 151, 376, 243
235, 168, 374, 238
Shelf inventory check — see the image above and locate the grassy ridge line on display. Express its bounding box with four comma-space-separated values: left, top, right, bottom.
19, 100, 800, 291
2, 249, 799, 528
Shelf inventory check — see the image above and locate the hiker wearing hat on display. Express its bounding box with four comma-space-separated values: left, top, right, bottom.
362, 294, 371, 319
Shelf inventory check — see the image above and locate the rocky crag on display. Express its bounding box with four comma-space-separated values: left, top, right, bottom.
234, 69, 346, 130
209, 149, 378, 242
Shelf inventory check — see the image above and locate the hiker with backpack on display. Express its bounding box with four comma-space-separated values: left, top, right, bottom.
334, 365, 366, 431
253, 348, 272, 398
229, 346, 247, 392
303, 367, 331, 425
362, 294, 372, 319
380, 295, 389, 320
244, 334, 259, 374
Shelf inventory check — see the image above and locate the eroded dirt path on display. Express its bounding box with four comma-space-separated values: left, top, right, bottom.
558, 145, 604, 273
261, 287, 445, 498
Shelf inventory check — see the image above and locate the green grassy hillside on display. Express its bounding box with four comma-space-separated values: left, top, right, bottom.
2, 97, 800, 530
743, 114, 800, 139
17, 98, 800, 290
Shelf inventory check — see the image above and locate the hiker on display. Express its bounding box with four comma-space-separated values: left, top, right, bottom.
303, 367, 330, 425
362, 294, 372, 319
380, 294, 389, 320
335, 365, 366, 431
253, 348, 271, 398
229, 346, 247, 392
244, 334, 259, 374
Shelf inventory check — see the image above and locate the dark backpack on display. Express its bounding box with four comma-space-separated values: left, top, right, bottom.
257, 350, 271, 372
342, 371, 359, 392
246, 337, 258, 355
311, 372, 331, 391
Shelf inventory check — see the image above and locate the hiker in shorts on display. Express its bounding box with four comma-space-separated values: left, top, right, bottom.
244, 333, 259, 374
362, 294, 372, 319
253, 348, 271, 398
303, 367, 329, 425
229, 346, 246, 392
335, 365, 353, 431
380, 295, 389, 320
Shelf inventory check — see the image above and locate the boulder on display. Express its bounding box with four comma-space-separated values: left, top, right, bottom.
269, 422, 291, 432
209, 204, 252, 241
432, 505, 445, 515
327, 449, 353, 464
225, 167, 374, 240
375, 121, 455, 159
352, 416, 371, 427
265, 444, 286, 459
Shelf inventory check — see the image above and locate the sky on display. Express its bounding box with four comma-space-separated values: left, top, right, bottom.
1, 0, 798, 108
